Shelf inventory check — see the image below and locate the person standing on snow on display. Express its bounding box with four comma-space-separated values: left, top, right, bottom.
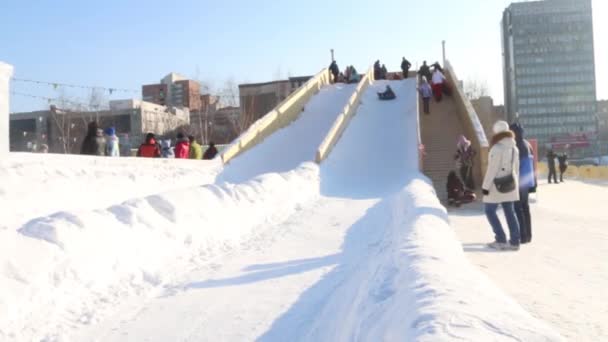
137, 133, 161, 158
418, 76, 433, 114
482, 121, 521, 251
160, 139, 175, 158
558, 153, 568, 182
104, 127, 120, 157
546, 149, 558, 184
203, 142, 219, 160
188, 135, 203, 160
510, 123, 536, 244
174, 132, 190, 159
401, 57, 412, 79
81, 121, 106, 156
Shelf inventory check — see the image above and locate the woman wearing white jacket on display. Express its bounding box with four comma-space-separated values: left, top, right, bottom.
482, 121, 521, 251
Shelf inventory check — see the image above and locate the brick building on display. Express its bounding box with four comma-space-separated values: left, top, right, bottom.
142, 73, 202, 111
238, 76, 312, 131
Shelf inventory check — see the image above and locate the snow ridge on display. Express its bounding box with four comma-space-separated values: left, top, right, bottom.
1, 163, 320, 341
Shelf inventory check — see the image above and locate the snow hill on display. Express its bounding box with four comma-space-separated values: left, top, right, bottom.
1, 80, 563, 341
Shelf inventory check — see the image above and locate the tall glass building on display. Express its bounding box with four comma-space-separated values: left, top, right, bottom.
502, 0, 597, 154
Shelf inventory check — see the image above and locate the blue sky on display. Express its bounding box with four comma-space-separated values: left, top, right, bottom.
2, 0, 606, 112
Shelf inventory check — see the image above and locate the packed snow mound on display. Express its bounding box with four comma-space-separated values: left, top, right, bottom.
265, 177, 562, 341
0, 163, 320, 341
0, 153, 222, 231
219, 83, 356, 184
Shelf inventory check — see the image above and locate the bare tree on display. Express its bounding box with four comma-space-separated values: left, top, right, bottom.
464, 78, 490, 100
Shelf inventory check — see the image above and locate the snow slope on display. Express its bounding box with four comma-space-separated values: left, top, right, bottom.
451, 180, 608, 341
3, 80, 563, 341
0, 153, 221, 231
219, 83, 356, 184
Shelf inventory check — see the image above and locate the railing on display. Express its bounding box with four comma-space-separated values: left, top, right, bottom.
315, 66, 374, 163
444, 60, 490, 185
222, 68, 331, 164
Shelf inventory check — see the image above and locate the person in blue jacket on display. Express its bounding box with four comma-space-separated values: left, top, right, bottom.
510, 123, 536, 244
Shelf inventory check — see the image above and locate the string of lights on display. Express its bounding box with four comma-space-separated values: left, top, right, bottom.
11, 91, 90, 108
11, 77, 139, 94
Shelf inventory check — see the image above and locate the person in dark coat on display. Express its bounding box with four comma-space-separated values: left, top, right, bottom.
329, 60, 340, 83
137, 133, 161, 158
401, 57, 412, 79
447, 170, 476, 207
380, 64, 388, 80
417, 61, 432, 83
203, 142, 219, 160
546, 149, 558, 183
510, 123, 537, 244
80, 121, 106, 156
558, 153, 568, 182
377, 85, 396, 100
373, 60, 381, 80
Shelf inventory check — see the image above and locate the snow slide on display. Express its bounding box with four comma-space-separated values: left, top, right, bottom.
219, 83, 357, 184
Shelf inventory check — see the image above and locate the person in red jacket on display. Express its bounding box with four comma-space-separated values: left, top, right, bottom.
137, 133, 161, 158
174, 132, 190, 159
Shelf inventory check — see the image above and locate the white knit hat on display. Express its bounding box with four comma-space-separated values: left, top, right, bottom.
493, 120, 510, 134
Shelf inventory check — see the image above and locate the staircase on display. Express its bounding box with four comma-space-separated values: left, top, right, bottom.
420, 95, 466, 202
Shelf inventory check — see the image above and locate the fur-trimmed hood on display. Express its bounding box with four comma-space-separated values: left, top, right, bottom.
490, 130, 515, 148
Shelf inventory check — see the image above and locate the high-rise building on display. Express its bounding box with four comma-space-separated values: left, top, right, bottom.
501, 0, 597, 153
142, 73, 202, 111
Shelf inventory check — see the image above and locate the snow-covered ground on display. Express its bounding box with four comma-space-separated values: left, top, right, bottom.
1, 80, 567, 341
0, 153, 222, 231
451, 180, 608, 341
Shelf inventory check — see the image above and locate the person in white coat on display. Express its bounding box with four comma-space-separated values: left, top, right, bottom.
482, 121, 521, 251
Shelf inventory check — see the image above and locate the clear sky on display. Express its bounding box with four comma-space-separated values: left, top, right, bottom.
1, 0, 606, 112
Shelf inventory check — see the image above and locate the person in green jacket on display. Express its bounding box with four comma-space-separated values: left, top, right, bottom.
188, 135, 203, 160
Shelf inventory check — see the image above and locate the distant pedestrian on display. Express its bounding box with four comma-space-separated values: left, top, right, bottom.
482, 121, 521, 251
546, 149, 558, 183
104, 127, 120, 157
418, 76, 432, 114
417, 61, 432, 83
160, 139, 174, 158
431, 68, 447, 102
401, 57, 412, 79
174, 132, 190, 159
81, 121, 106, 156
188, 135, 203, 160
137, 133, 161, 158
510, 123, 536, 244
381, 64, 388, 80
203, 142, 219, 160
374, 60, 382, 80
40, 144, 49, 153
558, 153, 568, 182
348, 65, 360, 83
329, 60, 340, 83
